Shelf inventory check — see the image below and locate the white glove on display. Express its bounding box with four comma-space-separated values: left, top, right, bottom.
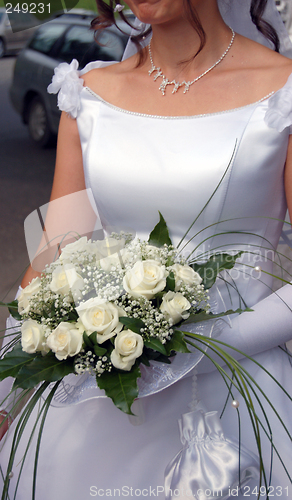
196, 283, 292, 373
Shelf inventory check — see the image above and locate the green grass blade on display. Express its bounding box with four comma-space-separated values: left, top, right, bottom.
185, 338, 267, 489
1, 383, 49, 500
185, 336, 292, 488
32, 382, 61, 500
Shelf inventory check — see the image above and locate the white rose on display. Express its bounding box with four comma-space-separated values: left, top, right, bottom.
160, 291, 191, 324
21, 319, 46, 353
111, 330, 144, 371
99, 248, 131, 272
171, 264, 202, 290
49, 264, 84, 297
18, 277, 41, 315
60, 237, 89, 263
123, 260, 166, 299
76, 297, 124, 343
94, 237, 126, 260
46, 321, 84, 360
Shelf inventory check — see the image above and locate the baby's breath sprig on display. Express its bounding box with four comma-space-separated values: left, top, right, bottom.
109, 231, 134, 245
75, 349, 113, 376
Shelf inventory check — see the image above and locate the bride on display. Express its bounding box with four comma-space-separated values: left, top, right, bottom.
1, 0, 292, 498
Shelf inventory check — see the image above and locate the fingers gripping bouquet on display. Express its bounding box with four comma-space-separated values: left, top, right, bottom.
0, 213, 240, 415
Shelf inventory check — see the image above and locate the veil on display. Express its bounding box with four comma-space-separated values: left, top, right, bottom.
122, 0, 292, 60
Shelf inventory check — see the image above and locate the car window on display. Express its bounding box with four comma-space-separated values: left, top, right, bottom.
58, 25, 95, 64
28, 23, 67, 54
57, 25, 125, 67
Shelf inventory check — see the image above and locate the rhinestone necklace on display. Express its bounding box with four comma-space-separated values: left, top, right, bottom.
148, 27, 235, 96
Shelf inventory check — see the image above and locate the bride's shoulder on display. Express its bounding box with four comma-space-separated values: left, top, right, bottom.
47, 57, 137, 117
235, 34, 292, 91
82, 55, 138, 99
234, 36, 292, 133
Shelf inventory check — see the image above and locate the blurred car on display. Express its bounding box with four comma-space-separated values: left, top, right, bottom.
10, 14, 132, 147
0, 8, 38, 58
275, 0, 292, 32
49, 8, 98, 20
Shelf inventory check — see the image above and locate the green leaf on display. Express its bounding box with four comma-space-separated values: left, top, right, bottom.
88, 332, 98, 345
191, 252, 244, 289
165, 330, 191, 355
93, 345, 107, 357
166, 271, 175, 292
143, 348, 169, 363
148, 212, 172, 248
139, 353, 150, 366
119, 317, 145, 334
60, 311, 79, 322
0, 299, 21, 320
150, 353, 171, 364
14, 353, 75, 389
144, 337, 167, 355
96, 364, 141, 414
83, 332, 94, 348
0, 343, 36, 380
182, 307, 253, 325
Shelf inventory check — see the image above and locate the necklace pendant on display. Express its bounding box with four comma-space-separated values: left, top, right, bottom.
148, 66, 156, 76
159, 77, 169, 96
183, 82, 191, 94
172, 82, 180, 94
153, 69, 163, 81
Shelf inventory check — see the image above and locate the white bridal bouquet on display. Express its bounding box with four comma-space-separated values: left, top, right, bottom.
0, 212, 291, 500
0, 213, 240, 414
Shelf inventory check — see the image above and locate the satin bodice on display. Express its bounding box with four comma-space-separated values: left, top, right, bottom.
74, 68, 290, 311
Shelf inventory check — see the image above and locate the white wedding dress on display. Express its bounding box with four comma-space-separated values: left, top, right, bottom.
1, 58, 292, 499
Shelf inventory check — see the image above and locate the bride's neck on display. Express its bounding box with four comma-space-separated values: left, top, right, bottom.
150, 11, 231, 81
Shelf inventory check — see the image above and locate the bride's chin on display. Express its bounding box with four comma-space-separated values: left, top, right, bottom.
125, 0, 184, 25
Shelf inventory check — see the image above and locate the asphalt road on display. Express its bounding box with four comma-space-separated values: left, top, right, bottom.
0, 55, 56, 334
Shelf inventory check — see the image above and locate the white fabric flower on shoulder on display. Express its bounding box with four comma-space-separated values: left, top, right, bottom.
47, 59, 84, 118
265, 74, 292, 133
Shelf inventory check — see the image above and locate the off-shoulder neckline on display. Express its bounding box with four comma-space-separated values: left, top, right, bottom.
83, 85, 275, 120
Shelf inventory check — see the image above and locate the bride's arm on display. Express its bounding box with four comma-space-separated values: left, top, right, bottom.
0, 112, 96, 438
21, 111, 97, 288
197, 136, 292, 373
